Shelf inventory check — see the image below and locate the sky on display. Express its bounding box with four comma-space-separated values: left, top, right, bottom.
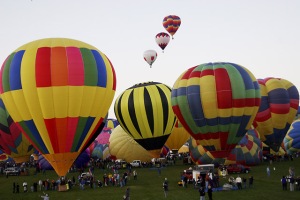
1, 0, 300, 119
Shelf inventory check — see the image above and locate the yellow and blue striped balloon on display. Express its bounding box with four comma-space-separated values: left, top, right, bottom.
114, 81, 176, 158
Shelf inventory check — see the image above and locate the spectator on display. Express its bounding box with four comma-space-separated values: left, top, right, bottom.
267, 166, 270, 176
163, 178, 168, 198
248, 175, 254, 188
207, 184, 213, 200
123, 187, 130, 200
242, 177, 247, 189
133, 170, 137, 180
281, 176, 287, 190
199, 186, 205, 200
290, 176, 295, 191
236, 176, 242, 190
41, 192, 49, 200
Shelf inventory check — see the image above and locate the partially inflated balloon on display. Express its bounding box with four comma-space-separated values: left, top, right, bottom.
0, 97, 35, 163
105, 118, 119, 129
225, 128, 263, 166
284, 119, 300, 154
163, 15, 181, 39
143, 50, 157, 68
172, 62, 261, 161
253, 78, 299, 152
165, 119, 190, 150
0, 38, 116, 176
109, 125, 152, 162
114, 82, 176, 158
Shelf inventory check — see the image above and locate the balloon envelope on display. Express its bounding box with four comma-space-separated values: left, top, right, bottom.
163, 15, 181, 39
155, 32, 170, 52
253, 77, 299, 152
0, 98, 35, 163
172, 62, 261, 160
109, 125, 152, 162
0, 38, 116, 176
114, 82, 176, 158
165, 119, 190, 150
284, 119, 300, 154
143, 50, 157, 68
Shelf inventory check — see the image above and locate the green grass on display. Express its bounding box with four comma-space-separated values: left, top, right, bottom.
1, 158, 299, 200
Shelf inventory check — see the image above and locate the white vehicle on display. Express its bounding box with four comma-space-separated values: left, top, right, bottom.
4, 167, 20, 176
130, 160, 142, 167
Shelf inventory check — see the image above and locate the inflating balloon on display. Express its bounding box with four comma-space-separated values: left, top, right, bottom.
172, 62, 261, 161
163, 15, 181, 39
0, 97, 35, 163
284, 119, 300, 154
109, 125, 152, 162
165, 119, 190, 150
114, 82, 176, 158
253, 77, 299, 152
0, 38, 116, 176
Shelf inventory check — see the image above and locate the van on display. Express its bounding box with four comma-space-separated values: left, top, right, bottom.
4, 167, 20, 176
115, 159, 127, 169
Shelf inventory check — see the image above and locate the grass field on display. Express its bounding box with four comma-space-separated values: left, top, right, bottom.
0, 158, 299, 200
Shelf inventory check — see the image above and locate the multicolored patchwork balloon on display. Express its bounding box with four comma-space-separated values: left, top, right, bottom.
0, 38, 116, 176
0, 97, 35, 163
225, 128, 263, 166
172, 62, 261, 161
284, 119, 300, 154
163, 15, 181, 39
253, 77, 299, 152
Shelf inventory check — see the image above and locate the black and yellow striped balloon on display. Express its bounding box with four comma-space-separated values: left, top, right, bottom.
114, 81, 176, 158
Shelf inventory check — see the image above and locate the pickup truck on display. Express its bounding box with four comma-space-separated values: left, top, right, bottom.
226, 164, 251, 174
130, 160, 142, 167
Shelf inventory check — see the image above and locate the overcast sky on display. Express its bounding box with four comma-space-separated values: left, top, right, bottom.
1, 0, 299, 118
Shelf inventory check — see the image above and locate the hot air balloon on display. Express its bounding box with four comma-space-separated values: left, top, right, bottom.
188, 137, 215, 164
0, 97, 35, 163
105, 118, 119, 129
172, 62, 261, 162
0, 38, 116, 177
155, 32, 170, 53
114, 82, 176, 158
253, 77, 299, 152
0, 149, 10, 162
95, 127, 112, 145
109, 125, 152, 162
165, 119, 190, 150
189, 128, 263, 166
284, 119, 300, 154
143, 50, 157, 68
225, 128, 263, 166
39, 148, 91, 170
163, 15, 181, 39
91, 143, 110, 159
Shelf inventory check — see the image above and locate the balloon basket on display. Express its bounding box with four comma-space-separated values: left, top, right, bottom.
58, 184, 69, 192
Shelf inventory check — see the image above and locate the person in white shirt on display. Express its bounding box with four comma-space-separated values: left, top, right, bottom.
236, 176, 242, 190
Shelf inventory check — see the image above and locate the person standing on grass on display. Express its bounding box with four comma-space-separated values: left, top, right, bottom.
281, 176, 287, 190
199, 186, 205, 200
124, 187, 130, 200
163, 178, 168, 198
267, 166, 270, 176
242, 176, 247, 189
207, 184, 213, 200
133, 170, 137, 180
